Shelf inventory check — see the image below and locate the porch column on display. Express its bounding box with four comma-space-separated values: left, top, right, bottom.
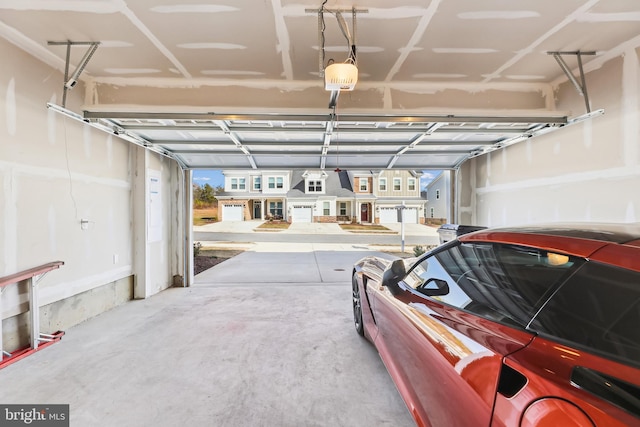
283, 198, 287, 221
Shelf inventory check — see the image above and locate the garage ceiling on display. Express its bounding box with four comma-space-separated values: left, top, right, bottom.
2, 0, 638, 170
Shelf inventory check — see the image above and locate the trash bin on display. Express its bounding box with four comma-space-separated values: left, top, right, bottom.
437, 224, 486, 244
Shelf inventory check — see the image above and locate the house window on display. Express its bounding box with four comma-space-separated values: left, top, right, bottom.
253, 177, 261, 190
307, 180, 323, 193
269, 201, 283, 217
359, 178, 368, 192
339, 202, 347, 216
393, 178, 401, 191
436, 189, 440, 200
408, 178, 416, 191
430, 207, 434, 218
268, 177, 284, 189
323, 201, 330, 216
379, 178, 387, 191
230, 178, 245, 190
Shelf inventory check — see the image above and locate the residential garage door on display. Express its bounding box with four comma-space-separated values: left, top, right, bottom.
379, 207, 418, 224
292, 206, 312, 223
222, 204, 244, 221
404, 208, 418, 223
379, 208, 398, 223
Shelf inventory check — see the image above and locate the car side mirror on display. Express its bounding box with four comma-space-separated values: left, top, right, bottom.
419, 278, 450, 296
382, 259, 406, 295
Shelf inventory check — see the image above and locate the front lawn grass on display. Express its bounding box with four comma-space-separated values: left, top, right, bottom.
339, 223, 391, 232
193, 208, 218, 226
256, 221, 290, 230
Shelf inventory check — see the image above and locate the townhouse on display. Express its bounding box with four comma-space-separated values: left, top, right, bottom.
217, 169, 427, 224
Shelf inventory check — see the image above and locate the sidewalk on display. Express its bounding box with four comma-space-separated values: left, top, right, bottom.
194, 220, 440, 237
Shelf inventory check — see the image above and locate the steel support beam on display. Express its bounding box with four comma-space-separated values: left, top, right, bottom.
548, 51, 596, 114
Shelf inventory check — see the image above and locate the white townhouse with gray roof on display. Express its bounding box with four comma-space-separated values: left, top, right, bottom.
217, 169, 426, 224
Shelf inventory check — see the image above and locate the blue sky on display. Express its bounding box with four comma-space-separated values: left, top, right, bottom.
193, 169, 442, 190
193, 170, 225, 187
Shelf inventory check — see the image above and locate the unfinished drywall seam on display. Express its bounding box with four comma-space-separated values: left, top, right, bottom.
5, 77, 16, 135
501, 148, 508, 172
47, 204, 57, 254
117, 1, 192, 78
0, 20, 66, 76
86, 78, 99, 105
0, 160, 131, 189
270, 0, 293, 80
485, 152, 492, 188
622, 47, 639, 167
107, 134, 113, 168
544, 86, 556, 110
475, 165, 640, 195
383, 87, 392, 110
83, 124, 92, 158
2, 167, 17, 274
484, 0, 600, 83
385, 0, 441, 82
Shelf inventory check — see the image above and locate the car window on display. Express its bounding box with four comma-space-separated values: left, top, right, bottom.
529, 261, 640, 367
403, 242, 581, 327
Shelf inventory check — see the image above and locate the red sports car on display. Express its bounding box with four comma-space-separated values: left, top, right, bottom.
352, 223, 640, 427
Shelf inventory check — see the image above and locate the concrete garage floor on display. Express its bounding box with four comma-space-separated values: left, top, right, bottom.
0, 243, 414, 427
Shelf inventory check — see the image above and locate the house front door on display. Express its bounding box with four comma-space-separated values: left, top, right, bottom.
253, 201, 261, 219
360, 203, 369, 222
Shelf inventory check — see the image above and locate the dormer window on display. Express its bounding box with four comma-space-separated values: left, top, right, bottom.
307, 180, 323, 193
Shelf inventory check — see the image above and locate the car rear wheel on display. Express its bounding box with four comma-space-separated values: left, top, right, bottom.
352, 272, 364, 336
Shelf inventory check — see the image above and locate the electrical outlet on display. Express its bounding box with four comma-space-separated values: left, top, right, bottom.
81, 219, 89, 230
113, 254, 119, 264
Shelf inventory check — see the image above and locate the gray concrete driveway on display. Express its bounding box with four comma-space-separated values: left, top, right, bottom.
191, 245, 414, 426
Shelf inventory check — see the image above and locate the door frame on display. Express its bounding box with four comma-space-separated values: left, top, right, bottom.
360, 203, 370, 222
253, 200, 262, 219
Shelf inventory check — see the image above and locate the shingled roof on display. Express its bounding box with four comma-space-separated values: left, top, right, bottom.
287, 170, 355, 198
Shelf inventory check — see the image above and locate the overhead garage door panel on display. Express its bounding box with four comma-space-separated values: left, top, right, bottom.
84, 112, 571, 171
179, 154, 253, 168
222, 204, 244, 221
404, 208, 418, 223
379, 207, 418, 223
292, 206, 312, 223
379, 208, 398, 223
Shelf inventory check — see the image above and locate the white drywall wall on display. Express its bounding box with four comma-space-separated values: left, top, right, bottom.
0, 38, 182, 329
459, 49, 640, 226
